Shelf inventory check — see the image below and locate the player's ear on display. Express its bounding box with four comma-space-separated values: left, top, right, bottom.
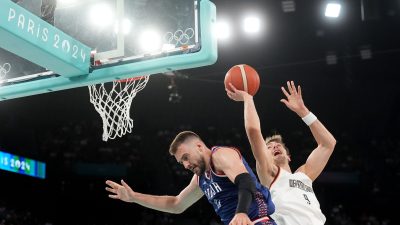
196, 142, 203, 152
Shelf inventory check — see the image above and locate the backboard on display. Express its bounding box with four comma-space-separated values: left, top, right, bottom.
0, 0, 217, 100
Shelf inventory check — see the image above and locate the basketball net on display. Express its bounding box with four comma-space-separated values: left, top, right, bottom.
88, 76, 149, 141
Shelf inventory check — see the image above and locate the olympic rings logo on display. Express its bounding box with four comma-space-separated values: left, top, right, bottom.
0, 63, 11, 80
164, 28, 195, 46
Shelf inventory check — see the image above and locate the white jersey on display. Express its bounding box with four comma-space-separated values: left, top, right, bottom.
269, 167, 326, 225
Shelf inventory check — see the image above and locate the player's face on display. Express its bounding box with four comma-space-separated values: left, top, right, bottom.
266, 141, 290, 164
174, 143, 206, 176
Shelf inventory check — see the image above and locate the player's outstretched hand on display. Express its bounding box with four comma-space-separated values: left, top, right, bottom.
229, 213, 254, 225
226, 83, 252, 102
280, 81, 309, 117
105, 179, 135, 203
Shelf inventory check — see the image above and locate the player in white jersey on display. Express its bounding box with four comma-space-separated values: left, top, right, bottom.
226, 81, 336, 225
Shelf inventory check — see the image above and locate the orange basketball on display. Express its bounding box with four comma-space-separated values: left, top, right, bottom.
224, 64, 260, 96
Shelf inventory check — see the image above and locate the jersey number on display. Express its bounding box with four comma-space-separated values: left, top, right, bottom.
303, 194, 311, 205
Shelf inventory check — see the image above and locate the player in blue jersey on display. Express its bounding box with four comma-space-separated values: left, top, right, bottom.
106, 131, 276, 225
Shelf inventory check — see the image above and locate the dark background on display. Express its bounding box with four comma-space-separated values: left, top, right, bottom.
1, 0, 400, 224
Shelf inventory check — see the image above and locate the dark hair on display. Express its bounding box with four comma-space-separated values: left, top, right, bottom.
265, 134, 290, 155
169, 131, 200, 155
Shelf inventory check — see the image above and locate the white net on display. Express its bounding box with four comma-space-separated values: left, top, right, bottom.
88, 76, 149, 141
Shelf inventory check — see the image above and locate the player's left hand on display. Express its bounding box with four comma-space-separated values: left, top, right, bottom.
280, 81, 309, 117
229, 213, 254, 225
226, 83, 252, 102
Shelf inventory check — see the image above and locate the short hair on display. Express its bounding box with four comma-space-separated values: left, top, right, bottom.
265, 134, 290, 155
169, 131, 201, 155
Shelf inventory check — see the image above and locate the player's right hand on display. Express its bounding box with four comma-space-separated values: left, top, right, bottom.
105, 179, 135, 203
229, 213, 254, 225
226, 83, 252, 102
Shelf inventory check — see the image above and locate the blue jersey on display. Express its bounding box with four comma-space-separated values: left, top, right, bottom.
198, 146, 276, 225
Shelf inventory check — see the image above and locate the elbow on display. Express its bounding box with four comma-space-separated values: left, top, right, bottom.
172, 205, 187, 214
170, 210, 182, 214
174, 209, 184, 214
245, 126, 261, 136
321, 137, 337, 152
170, 199, 187, 214
332, 138, 337, 148
329, 136, 337, 150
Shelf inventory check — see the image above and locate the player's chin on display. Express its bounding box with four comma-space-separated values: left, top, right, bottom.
194, 168, 204, 176
273, 155, 283, 162
274, 156, 286, 164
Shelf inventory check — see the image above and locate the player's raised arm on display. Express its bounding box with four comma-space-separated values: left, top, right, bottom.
280, 81, 336, 181
226, 83, 277, 186
105, 175, 203, 214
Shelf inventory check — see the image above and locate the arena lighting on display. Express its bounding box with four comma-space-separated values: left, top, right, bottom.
243, 16, 261, 34
360, 47, 372, 60
89, 3, 115, 27
161, 44, 175, 51
325, 3, 342, 18
326, 52, 338, 65
57, 0, 79, 8
114, 18, 132, 35
139, 30, 162, 52
282, 0, 296, 13
215, 21, 231, 40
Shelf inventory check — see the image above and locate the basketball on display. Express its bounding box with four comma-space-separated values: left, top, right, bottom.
224, 64, 260, 96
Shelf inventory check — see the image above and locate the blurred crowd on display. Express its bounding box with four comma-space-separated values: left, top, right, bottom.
1, 119, 398, 225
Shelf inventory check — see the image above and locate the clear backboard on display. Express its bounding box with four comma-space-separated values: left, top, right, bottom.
0, 0, 217, 100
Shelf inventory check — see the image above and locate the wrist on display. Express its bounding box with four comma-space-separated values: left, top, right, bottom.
129, 192, 138, 203
297, 107, 310, 118
301, 112, 317, 126
243, 94, 253, 101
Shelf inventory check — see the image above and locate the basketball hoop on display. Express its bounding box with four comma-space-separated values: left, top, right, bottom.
88, 75, 150, 141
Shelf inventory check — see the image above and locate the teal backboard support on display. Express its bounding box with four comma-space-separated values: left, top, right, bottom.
0, 0, 217, 101
0, 0, 91, 77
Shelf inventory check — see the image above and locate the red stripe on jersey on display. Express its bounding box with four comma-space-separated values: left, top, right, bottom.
269, 166, 281, 189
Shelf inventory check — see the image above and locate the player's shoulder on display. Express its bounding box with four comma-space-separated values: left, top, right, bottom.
211, 146, 241, 158
280, 169, 313, 183
211, 146, 244, 174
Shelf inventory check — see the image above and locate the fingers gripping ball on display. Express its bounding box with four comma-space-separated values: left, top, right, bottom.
224, 64, 260, 96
